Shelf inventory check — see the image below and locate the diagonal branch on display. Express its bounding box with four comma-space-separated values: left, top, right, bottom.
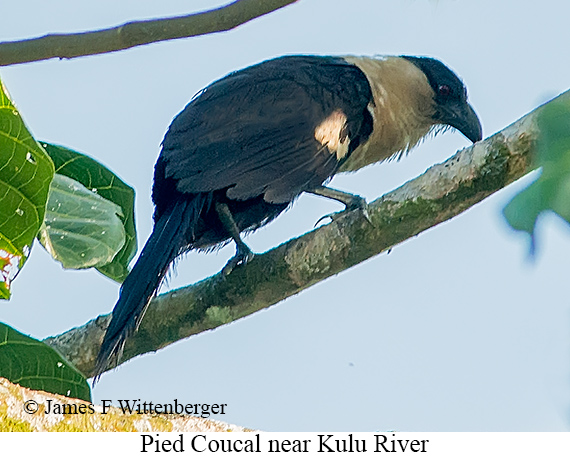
0, 0, 299, 67
44, 89, 561, 379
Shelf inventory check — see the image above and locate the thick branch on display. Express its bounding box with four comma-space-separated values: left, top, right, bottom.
45, 90, 560, 378
0, 0, 298, 66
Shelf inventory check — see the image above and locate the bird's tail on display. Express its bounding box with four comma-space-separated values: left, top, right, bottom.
93, 194, 210, 381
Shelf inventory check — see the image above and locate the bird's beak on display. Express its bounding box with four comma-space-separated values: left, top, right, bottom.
437, 102, 483, 143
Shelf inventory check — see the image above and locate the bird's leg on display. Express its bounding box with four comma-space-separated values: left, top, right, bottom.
215, 202, 255, 276
308, 185, 372, 226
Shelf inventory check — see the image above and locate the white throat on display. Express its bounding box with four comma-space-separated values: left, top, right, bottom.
339, 56, 436, 172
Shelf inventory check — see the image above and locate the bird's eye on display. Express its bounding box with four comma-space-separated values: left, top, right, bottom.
438, 84, 451, 97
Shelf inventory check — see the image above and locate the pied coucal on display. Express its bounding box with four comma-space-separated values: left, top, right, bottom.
94, 54, 482, 379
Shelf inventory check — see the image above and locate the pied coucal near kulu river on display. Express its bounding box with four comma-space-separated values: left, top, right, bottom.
94, 54, 482, 379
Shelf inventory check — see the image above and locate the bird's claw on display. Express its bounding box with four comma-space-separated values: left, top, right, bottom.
314, 196, 373, 227
221, 247, 254, 276
314, 212, 340, 227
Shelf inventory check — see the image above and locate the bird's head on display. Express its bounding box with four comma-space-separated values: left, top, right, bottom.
402, 56, 482, 143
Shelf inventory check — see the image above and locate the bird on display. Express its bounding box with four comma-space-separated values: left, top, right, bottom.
93, 54, 482, 379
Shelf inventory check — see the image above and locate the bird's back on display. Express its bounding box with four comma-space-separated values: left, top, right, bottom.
153, 55, 375, 249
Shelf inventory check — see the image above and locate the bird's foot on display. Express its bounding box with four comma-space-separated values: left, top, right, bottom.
222, 245, 255, 276
315, 194, 372, 227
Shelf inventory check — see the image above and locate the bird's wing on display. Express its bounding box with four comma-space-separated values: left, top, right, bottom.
160, 56, 373, 204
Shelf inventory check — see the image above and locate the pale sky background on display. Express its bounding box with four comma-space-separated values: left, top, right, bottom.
1, 0, 570, 431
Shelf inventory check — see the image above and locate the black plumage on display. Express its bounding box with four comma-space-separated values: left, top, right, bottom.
94, 54, 482, 379
161, 57, 373, 203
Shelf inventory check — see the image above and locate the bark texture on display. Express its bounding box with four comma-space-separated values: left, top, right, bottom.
44, 90, 562, 378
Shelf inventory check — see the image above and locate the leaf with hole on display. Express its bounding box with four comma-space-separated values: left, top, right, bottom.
39, 174, 127, 270
41, 143, 136, 282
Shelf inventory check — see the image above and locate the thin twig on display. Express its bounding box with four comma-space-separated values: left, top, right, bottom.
0, 0, 299, 66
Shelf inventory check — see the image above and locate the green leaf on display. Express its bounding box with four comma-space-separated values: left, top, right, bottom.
503, 177, 544, 235
0, 79, 55, 299
38, 174, 126, 270
503, 95, 570, 247
41, 143, 136, 282
0, 322, 91, 401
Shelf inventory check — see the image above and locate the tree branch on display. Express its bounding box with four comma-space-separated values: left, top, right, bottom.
0, 0, 299, 67
44, 89, 560, 379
